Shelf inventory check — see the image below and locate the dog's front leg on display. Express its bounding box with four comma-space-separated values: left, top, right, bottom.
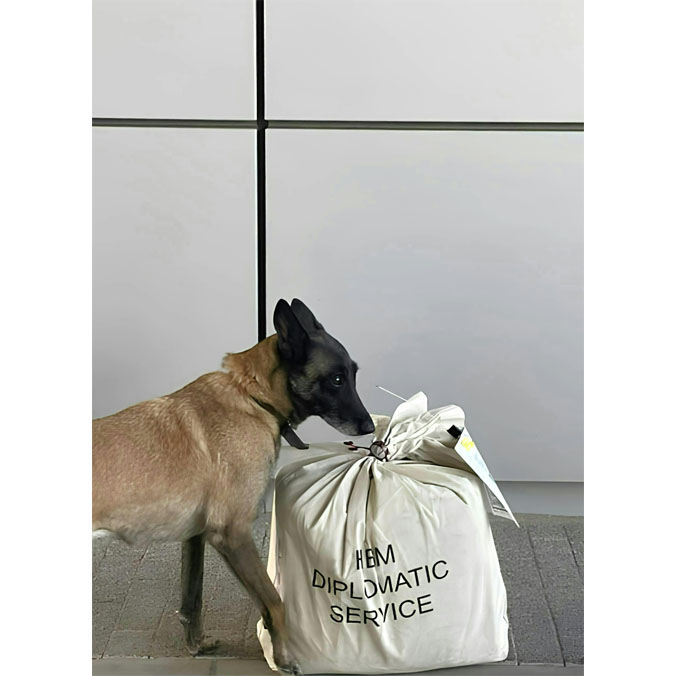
179, 533, 210, 655
209, 530, 301, 675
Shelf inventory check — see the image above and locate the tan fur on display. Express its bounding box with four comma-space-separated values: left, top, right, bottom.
93, 335, 291, 544
93, 334, 305, 668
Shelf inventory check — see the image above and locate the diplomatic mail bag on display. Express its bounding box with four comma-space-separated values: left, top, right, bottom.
258, 392, 516, 673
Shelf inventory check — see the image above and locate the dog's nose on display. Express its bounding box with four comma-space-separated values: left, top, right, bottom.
359, 418, 375, 436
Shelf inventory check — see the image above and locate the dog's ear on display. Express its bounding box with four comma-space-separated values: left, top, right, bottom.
273, 299, 309, 363
291, 298, 324, 333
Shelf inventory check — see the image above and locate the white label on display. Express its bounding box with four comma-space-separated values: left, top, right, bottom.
454, 428, 519, 526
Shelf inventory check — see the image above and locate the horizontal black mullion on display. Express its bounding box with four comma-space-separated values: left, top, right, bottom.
268, 120, 583, 132
92, 118, 583, 132
92, 118, 258, 129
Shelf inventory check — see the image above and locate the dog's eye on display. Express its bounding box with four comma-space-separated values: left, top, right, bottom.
330, 374, 344, 388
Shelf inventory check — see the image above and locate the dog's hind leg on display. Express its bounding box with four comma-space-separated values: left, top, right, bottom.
179, 533, 207, 655
209, 530, 302, 675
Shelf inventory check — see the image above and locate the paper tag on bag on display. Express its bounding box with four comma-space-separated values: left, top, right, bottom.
454, 428, 519, 526
483, 484, 514, 521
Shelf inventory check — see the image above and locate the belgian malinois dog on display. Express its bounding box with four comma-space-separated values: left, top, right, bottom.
93, 299, 374, 673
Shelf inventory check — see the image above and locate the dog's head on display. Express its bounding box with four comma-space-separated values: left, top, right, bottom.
273, 299, 375, 437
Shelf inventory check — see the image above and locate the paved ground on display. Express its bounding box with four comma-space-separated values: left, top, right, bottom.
93, 660, 583, 676
93, 514, 583, 669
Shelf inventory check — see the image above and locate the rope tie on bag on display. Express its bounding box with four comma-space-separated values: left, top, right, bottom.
343, 439, 390, 461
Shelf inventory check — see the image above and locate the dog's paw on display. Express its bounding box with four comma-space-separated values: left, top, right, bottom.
193, 639, 222, 656
278, 660, 303, 676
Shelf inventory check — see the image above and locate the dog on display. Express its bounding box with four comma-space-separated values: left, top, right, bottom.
93, 299, 374, 673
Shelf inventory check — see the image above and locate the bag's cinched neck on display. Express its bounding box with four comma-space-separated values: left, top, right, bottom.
343, 439, 391, 461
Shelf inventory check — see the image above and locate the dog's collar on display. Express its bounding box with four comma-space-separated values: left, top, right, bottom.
250, 396, 309, 450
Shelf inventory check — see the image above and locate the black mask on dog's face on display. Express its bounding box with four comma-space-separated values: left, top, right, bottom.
273, 298, 375, 437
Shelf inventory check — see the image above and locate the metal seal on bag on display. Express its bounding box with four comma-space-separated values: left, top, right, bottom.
343, 439, 391, 462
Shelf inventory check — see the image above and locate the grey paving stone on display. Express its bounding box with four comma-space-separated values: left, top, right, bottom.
152, 610, 190, 657
202, 556, 254, 657
94, 547, 146, 604
93, 600, 123, 658
204, 588, 251, 635
527, 521, 584, 666
153, 617, 190, 657
105, 629, 155, 657
260, 514, 272, 562
93, 626, 109, 658
209, 558, 249, 597
106, 537, 147, 559
93, 537, 110, 579
94, 515, 583, 666
204, 543, 233, 582
136, 542, 181, 580
152, 578, 191, 658
564, 521, 584, 580
251, 514, 268, 553
116, 576, 175, 631
489, 517, 564, 665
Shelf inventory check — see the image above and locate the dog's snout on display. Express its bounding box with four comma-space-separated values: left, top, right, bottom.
359, 418, 375, 436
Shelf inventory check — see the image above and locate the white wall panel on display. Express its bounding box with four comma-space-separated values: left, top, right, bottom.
93, 0, 255, 119
93, 128, 257, 418
266, 0, 583, 122
266, 129, 582, 481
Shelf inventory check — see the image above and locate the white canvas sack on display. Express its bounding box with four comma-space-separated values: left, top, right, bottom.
258, 392, 516, 674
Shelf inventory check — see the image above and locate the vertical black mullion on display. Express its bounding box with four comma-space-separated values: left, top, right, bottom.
255, 0, 267, 342
256, 128, 266, 341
